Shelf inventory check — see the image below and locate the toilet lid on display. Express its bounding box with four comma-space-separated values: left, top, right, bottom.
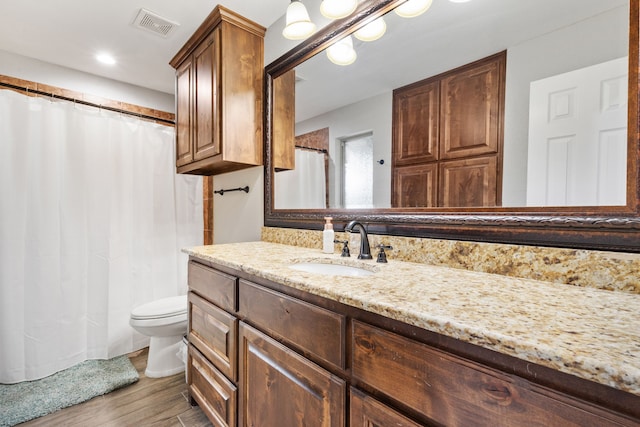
131, 295, 187, 320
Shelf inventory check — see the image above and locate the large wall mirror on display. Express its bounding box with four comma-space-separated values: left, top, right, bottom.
265, 0, 640, 252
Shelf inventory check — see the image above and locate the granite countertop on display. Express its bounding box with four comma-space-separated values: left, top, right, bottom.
183, 241, 640, 397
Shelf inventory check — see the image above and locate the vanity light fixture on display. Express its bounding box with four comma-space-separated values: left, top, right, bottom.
95, 52, 116, 65
283, 0, 316, 40
354, 16, 387, 42
394, 0, 433, 18
326, 35, 357, 65
320, 0, 357, 19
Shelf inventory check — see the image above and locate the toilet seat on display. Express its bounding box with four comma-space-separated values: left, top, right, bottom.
131, 295, 187, 320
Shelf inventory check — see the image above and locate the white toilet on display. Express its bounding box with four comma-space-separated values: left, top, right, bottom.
129, 295, 188, 378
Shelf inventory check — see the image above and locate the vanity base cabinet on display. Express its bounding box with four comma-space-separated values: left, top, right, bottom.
238, 322, 346, 427
187, 259, 640, 427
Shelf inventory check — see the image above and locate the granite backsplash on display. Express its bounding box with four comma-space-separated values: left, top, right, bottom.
261, 226, 640, 294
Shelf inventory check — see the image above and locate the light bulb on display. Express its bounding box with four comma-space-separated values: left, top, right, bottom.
394, 0, 433, 18
354, 17, 386, 42
326, 36, 357, 66
96, 53, 116, 65
320, 0, 357, 19
283, 0, 316, 40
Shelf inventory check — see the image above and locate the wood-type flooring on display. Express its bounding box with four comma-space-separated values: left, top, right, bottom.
19, 348, 212, 426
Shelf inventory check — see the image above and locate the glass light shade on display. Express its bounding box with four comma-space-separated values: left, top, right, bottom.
283, 0, 316, 40
320, 0, 358, 19
394, 0, 433, 18
354, 17, 386, 42
326, 36, 357, 66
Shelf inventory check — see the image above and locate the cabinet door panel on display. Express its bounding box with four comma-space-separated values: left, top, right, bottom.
189, 292, 238, 381
439, 156, 498, 207
239, 322, 345, 427
393, 81, 440, 166
392, 163, 438, 207
176, 60, 193, 167
219, 22, 263, 166
350, 388, 424, 427
440, 54, 505, 160
193, 32, 220, 162
189, 345, 237, 427
352, 321, 629, 427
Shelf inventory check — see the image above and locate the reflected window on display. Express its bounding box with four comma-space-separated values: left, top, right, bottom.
341, 132, 373, 208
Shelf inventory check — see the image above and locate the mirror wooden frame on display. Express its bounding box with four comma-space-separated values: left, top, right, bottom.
264, 0, 640, 252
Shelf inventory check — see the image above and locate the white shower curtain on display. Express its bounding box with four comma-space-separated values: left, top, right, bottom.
274, 149, 326, 209
0, 90, 203, 383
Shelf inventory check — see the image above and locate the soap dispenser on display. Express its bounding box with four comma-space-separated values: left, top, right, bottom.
322, 217, 335, 253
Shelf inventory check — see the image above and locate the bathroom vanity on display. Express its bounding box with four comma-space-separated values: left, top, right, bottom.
184, 242, 640, 426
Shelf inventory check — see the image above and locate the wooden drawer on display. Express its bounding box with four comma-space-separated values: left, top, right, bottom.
350, 388, 423, 427
352, 320, 632, 427
189, 292, 238, 381
189, 344, 237, 427
188, 261, 237, 312
238, 280, 346, 369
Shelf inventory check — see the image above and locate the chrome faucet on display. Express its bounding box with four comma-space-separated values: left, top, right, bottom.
345, 220, 372, 260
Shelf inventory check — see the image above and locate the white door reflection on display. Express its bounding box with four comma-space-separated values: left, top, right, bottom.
527, 57, 628, 206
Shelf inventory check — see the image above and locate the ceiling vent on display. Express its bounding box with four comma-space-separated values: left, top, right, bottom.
132, 9, 179, 38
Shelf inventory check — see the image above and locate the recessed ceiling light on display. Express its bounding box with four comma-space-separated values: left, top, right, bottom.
96, 53, 116, 65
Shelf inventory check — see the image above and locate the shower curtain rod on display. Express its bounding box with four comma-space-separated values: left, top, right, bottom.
295, 145, 328, 153
0, 80, 175, 126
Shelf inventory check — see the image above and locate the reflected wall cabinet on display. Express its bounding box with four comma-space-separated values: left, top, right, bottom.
170, 6, 265, 176
392, 51, 506, 207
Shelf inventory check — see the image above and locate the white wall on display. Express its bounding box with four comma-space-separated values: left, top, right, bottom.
212, 167, 264, 243
0, 50, 174, 112
211, 13, 324, 242
502, 6, 628, 206
296, 92, 392, 208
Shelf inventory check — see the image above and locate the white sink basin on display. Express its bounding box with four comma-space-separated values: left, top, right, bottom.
289, 262, 375, 277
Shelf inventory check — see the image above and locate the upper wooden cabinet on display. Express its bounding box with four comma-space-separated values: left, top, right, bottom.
170, 6, 265, 176
392, 51, 505, 207
272, 69, 296, 171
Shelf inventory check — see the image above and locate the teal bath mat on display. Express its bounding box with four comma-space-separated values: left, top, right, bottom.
0, 355, 139, 426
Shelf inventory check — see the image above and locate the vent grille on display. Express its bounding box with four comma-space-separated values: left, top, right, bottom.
132, 9, 179, 38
